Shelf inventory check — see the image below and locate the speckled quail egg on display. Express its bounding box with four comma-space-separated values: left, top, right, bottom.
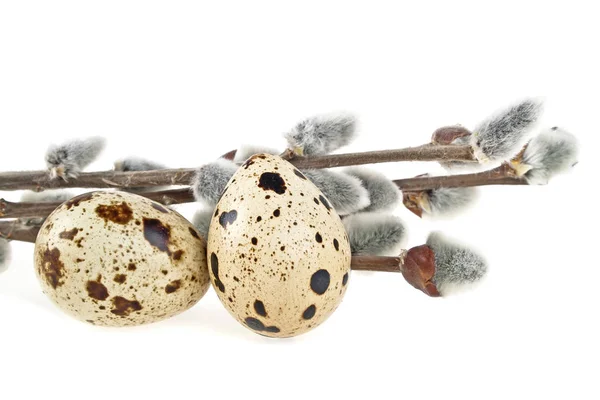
207, 154, 351, 338
34, 191, 210, 326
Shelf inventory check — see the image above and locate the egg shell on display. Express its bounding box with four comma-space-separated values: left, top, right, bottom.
207, 154, 351, 338
34, 191, 210, 327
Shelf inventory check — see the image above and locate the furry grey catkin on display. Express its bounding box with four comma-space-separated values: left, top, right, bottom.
426, 187, 478, 217
233, 145, 279, 163
0, 238, 11, 274
192, 208, 213, 240
192, 159, 239, 206
20, 190, 74, 204
518, 127, 579, 185
45, 136, 106, 179
471, 98, 544, 162
19, 190, 74, 226
303, 169, 370, 215
427, 232, 487, 296
342, 212, 406, 256
285, 112, 357, 156
114, 157, 166, 171
344, 167, 401, 213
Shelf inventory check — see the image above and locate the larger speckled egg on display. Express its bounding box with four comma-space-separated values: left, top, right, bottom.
34, 191, 210, 326
207, 154, 351, 337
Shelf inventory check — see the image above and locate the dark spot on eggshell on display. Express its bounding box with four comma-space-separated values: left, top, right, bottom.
251, 237, 258, 245
313, 198, 319, 205
211, 253, 219, 276
127, 263, 137, 271
315, 232, 323, 243
113, 274, 127, 284
319, 195, 332, 211
211, 252, 226, 293
143, 218, 171, 254
256, 216, 262, 222
254, 300, 267, 317
110, 296, 143, 317
165, 280, 182, 294
333, 239, 340, 251
58, 228, 79, 240
303, 305, 316, 320
342, 272, 349, 286
188, 227, 201, 240
258, 172, 287, 194
95, 202, 134, 224
64, 192, 94, 210
310, 269, 330, 295
245, 317, 265, 331
39, 247, 65, 289
151, 203, 169, 213
245, 317, 280, 333
86, 276, 109, 301
172, 250, 184, 260
273, 209, 280, 217
219, 210, 238, 229
294, 169, 307, 180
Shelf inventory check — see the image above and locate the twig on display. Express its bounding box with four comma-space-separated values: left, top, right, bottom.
351, 255, 404, 273
0, 144, 476, 191
393, 163, 526, 191
0, 165, 526, 219
0, 169, 196, 192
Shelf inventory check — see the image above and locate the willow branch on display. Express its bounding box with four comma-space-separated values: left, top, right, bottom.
0, 164, 527, 219
351, 256, 404, 273
0, 169, 197, 192
0, 144, 476, 191
393, 164, 526, 192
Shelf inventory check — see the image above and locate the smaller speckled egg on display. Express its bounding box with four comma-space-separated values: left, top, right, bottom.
34, 191, 210, 326
207, 154, 352, 338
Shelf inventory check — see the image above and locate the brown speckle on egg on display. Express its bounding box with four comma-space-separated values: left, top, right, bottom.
258, 172, 287, 194
110, 296, 142, 317
95, 202, 134, 224
165, 280, 182, 294
39, 247, 65, 289
85, 274, 109, 299
142, 218, 171, 254
59, 228, 79, 240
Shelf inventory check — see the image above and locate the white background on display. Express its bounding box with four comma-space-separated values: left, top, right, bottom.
1, 1, 598, 399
